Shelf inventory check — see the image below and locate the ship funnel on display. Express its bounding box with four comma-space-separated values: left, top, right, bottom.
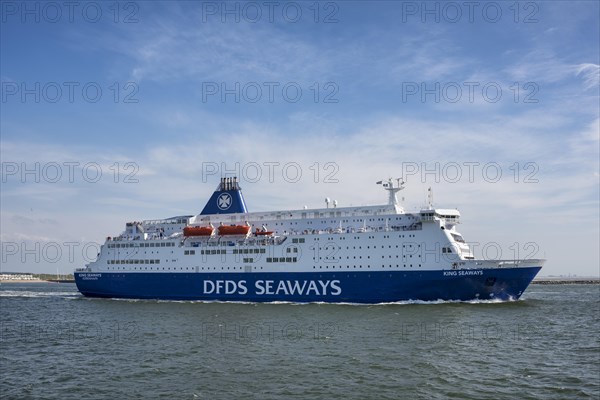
200, 176, 248, 215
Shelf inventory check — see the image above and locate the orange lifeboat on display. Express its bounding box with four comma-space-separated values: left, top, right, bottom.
254, 229, 274, 236
218, 225, 251, 236
183, 226, 214, 237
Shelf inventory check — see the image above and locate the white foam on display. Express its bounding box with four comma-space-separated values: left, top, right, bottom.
0, 290, 80, 298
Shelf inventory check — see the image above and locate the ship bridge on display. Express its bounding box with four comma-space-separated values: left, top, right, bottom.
419, 209, 460, 223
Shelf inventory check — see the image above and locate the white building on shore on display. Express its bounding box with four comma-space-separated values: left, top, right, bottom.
0, 273, 38, 281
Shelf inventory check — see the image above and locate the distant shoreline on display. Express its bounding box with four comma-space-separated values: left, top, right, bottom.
0, 279, 74, 283
1, 273, 75, 283
532, 279, 599, 285
1, 278, 598, 285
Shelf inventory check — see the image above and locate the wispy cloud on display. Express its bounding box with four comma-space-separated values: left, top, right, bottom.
576, 64, 600, 91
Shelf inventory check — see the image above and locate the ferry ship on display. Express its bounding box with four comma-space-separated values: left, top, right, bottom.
74, 177, 544, 303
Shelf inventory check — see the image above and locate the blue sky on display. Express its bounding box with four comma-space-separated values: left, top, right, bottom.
1, 0, 599, 276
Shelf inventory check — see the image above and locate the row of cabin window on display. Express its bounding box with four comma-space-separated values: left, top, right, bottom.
314, 234, 417, 241
233, 248, 266, 254
312, 264, 423, 269
266, 257, 297, 263
291, 238, 306, 243
108, 259, 161, 264
108, 242, 175, 248
198, 249, 267, 255
201, 249, 225, 255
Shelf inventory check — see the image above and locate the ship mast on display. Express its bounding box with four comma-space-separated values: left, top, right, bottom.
376, 178, 405, 212
427, 187, 433, 210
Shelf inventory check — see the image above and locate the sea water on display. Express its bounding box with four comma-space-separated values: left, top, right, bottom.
1, 282, 598, 399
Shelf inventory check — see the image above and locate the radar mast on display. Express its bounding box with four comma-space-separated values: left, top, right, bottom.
376, 178, 405, 213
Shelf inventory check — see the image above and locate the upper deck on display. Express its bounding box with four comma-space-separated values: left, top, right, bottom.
109, 178, 461, 243
191, 203, 400, 224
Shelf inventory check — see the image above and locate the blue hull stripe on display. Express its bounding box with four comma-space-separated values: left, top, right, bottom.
75, 267, 541, 303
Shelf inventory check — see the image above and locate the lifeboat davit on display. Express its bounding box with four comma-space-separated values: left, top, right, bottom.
183, 226, 214, 237
218, 225, 251, 236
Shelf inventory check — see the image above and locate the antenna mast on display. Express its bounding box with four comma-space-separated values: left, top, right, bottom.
376, 178, 405, 211
427, 187, 433, 209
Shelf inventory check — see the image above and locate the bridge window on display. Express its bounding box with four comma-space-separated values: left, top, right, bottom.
451, 233, 465, 243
